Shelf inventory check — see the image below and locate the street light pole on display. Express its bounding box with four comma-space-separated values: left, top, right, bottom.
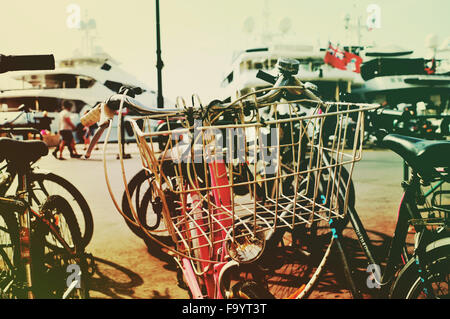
155, 0, 164, 108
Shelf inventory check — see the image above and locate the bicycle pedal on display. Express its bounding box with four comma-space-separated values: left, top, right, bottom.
84, 252, 97, 276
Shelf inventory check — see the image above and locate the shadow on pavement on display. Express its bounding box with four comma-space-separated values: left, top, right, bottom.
141, 236, 178, 272
95, 227, 406, 299
86, 255, 182, 299
88, 256, 144, 299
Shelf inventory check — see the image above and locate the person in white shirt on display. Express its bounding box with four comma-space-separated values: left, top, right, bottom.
52, 101, 81, 159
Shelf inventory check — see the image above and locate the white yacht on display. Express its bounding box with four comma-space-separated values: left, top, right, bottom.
219, 42, 365, 102
352, 46, 450, 113
351, 45, 450, 138
0, 51, 168, 143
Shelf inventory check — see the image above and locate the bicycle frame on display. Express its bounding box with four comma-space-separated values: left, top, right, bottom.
177, 159, 233, 299
14, 172, 34, 299
333, 165, 437, 298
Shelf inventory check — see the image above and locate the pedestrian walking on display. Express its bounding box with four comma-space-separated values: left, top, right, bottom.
52, 101, 82, 160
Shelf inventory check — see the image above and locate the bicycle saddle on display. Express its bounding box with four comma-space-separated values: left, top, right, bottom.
383, 134, 450, 182
0, 137, 48, 165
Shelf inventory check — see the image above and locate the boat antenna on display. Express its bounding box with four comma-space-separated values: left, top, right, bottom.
155, 0, 164, 108
79, 11, 96, 56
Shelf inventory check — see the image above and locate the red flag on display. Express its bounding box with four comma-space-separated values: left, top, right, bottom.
344, 51, 363, 73
425, 59, 436, 74
324, 43, 347, 70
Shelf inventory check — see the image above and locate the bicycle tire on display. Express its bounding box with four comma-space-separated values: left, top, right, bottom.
121, 169, 170, 241
32, 195, 89, 299
254, 148, 352, 299
258, 220, 333, 299
403, 254, 450, 299
389, 237, 450, 299
28, 172, 93, 249
0, 211, 26, 299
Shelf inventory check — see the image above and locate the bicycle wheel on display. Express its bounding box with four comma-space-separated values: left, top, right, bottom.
0, 211, 26, 298
244, 176, 334, 299
258, 218, 333, 299
32, 195, 89, 299
28, 172, 93, 249
121, 169, 170, 241
389, 237, 450, 299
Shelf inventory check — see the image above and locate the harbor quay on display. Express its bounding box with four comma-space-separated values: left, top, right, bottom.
35, 142, 405, 299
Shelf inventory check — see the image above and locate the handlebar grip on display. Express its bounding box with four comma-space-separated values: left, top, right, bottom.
84, 123, 108, 159
256, 70, 277, 85
119, 85, 143, 96
80, 104, 101, 127
0, 54, 55, 73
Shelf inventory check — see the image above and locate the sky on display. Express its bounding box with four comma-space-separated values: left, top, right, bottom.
1, 0, 449, 102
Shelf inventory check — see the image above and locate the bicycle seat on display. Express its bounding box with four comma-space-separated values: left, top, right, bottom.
0, 137, 48, 165
382, 134, 450, 182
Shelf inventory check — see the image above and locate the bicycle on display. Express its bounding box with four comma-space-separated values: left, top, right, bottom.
0, 94, 94, 250
0, 54, 91, 299
81, 58, 374, 299
334, 131, 450, 299
0, 138, 90, 298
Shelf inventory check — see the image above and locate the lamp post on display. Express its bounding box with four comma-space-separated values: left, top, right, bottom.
156, 0, 164, 108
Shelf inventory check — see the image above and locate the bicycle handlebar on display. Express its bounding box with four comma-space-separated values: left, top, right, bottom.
82, 58, 323, 125
0, 54, 55, 74
80, 58, 326, 158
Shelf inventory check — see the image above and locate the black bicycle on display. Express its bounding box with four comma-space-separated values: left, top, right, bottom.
320, 129, 450, 298
0, 154, 93, 250
0, 54, 91, 299
0, 56, 93, 249
0, 137, 90, 298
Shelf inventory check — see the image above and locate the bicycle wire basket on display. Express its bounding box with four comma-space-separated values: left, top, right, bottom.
126, 86, 378, 263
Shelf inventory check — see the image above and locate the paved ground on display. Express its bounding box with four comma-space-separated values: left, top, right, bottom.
36, 143, 406, 299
